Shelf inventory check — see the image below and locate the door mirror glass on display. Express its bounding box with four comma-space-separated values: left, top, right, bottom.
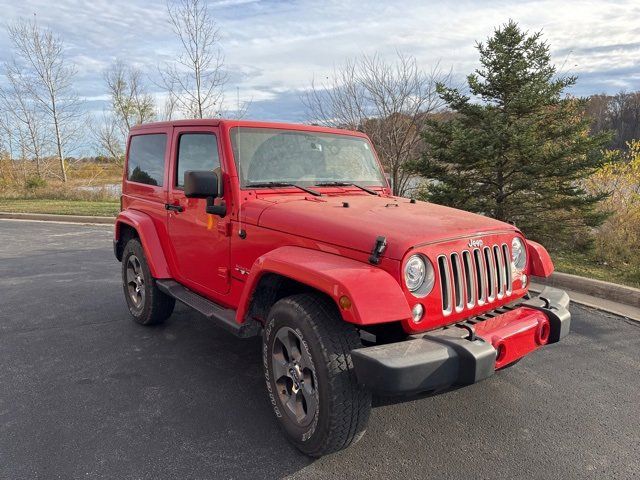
183, 170, 219, 199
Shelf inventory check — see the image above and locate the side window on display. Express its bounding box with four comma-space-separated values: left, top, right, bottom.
127, 134, 167, 186
176, 133, 220, 188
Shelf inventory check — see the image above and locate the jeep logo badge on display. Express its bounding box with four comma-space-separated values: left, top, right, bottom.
468, 238, 484, 248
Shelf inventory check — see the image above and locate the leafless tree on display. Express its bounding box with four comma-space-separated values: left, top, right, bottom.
7, 18, 83, 182
105, 60, 156, 131
97, 60, 156, 163
95, 113, 125, 165
159, 0, 226, 119
0, 111, 30, 182
0, 114, 13, 161
0, 60, 49, 177
161, 92, 179, 121
0, 112, 19, 182
303, 52, 450, 196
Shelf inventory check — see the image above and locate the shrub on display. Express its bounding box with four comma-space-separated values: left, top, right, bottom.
586, 140, 640, 271
24, 176, 47, 190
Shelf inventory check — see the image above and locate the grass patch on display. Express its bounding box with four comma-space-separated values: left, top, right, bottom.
551, 250, 640, 289
0, 198, 119, 217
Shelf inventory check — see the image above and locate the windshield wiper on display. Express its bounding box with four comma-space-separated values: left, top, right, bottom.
245, 181, 322, 197
315, 181, 379, 196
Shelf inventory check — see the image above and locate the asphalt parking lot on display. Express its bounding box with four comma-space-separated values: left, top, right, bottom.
1, 219, 639, 479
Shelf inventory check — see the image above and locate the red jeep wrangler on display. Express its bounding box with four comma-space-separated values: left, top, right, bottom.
114, 119, 570, 456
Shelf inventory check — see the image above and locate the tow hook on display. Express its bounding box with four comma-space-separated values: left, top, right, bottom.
456, 321, 477, 341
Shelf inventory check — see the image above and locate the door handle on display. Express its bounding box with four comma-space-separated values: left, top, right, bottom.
165, 203, 184, 213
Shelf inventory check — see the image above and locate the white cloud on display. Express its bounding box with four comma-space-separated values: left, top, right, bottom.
0, 0, 638, 121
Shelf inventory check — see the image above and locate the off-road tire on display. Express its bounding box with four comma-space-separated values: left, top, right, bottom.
263, 293, 371, 457
121, 238, 175, 325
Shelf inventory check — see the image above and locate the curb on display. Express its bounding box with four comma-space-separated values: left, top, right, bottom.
0, 211, 115, 225
534, 271, 639, 309
530, 282, 640, 322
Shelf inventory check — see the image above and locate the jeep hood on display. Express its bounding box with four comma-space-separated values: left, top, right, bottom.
255, 195, 519, 260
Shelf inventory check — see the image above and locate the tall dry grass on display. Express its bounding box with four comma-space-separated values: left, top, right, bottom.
0, 157, 122, 201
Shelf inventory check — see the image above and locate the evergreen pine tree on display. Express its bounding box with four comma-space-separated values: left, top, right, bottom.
415, 20, 611, 246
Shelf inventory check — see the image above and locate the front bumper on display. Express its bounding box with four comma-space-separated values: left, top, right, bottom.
351, 286, 571, 395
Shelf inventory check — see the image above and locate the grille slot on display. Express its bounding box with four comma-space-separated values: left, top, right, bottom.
494, 245, 505, 299
438, 242, 513, 315
484, 247, 496, 302
437, 255, 452, 315
451, 253, 464, 312
503, 244, 512, 295
473, 248, 485, 305
462, 250, 475, 308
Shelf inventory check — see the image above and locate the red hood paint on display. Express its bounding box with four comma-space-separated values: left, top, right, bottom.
253, 194, 519, 260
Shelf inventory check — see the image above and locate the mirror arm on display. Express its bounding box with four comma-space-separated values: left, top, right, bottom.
205, 196, 226, 217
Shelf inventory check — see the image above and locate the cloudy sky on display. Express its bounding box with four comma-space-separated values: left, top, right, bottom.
1, 0, 639, 122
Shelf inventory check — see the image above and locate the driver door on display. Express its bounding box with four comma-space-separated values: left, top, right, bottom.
167, 126, 231, 296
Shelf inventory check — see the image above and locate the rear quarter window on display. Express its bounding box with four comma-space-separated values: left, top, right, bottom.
127, 134, 167, 186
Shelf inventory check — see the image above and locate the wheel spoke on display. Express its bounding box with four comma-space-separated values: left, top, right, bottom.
289, 332, 303, 362
297, 348, 314, 370
276, 328, 293, 362
285, 392, 303, 422
271, 356, 288, 381
126, 267, 136, 284
300, 382, 317, 419
133, 257, 141, 275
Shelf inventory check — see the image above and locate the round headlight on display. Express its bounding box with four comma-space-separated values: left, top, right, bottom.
404, 255, 435, 296
511, 237, 527, 270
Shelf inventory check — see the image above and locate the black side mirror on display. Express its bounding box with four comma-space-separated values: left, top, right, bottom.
184, 170, 219, 198
183, 170, 226, 217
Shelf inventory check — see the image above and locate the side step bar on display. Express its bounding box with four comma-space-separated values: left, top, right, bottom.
156, 280, 260, 338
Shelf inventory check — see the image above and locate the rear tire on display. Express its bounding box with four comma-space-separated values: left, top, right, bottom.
263, 293, 371, 457
121, 238, 175, 325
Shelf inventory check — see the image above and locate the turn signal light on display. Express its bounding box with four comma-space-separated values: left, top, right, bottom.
339, 296, 352, 310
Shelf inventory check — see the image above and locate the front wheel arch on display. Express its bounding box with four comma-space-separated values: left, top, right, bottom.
245, 272, 339, 325
236, 246, 413, 327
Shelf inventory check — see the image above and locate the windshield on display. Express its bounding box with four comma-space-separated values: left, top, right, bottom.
230, 127, 386, 188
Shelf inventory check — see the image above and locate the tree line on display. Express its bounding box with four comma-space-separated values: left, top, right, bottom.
0, 9, 637, 257
586, 91, 640, 150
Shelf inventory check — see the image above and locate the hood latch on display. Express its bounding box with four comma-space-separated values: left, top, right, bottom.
369, 236, 387, 265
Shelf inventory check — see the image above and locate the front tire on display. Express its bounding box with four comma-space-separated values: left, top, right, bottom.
263, 294, 371, 457
121, 238, 175, 325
